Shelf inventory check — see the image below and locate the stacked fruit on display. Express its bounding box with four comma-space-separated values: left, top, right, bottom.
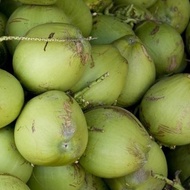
0, 0, 190, 189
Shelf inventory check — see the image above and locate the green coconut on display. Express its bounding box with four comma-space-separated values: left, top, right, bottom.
139, 73, 190, 146
105, 140, 168, 190
55, 0, 92, 37
148, 0, 190, 34
27, 163, 85, 190
0, 69, 24, 129
113, 34, 156, 107
5, 4, 71, 54
79, 106, 152, 178
71, 44, 128, 109
12, 22, 92, 94
14, 90, 88, 166
0, 174, 30, 190
135, 20, 184, 78
90, 14, 134, 45
0, 124, 33, 183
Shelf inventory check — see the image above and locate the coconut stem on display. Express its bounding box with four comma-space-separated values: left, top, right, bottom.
151, 171, 185, 190
74, 72, 110, 109
0, 35, 97, 43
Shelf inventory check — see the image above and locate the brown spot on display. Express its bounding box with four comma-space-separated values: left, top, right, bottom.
126, 142, 147, 167
88, 126, 104, 132
32, 120, 35, 133
145, 95, 165, 101
167, 56, 177, 72
156, 124, 182, 137
9, 17, 29, 24
150, 25, 160, 35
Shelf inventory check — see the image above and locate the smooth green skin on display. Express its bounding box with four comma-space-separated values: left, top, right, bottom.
0, 69, 24, 128
13, 22, 91, 94
0, 125, 33, 183
71, 44, 128, 109
135, 20, 184, 78
139, 73, 190, 146
105, 140, 168, 190
148, 0, 190, 34
0, 174, 30, 190
166, 144, 190, 183
55, 0, 92, 37
112, 0, 157, 9
14, 90, 88, 166
90, 15, 134, 45
79, 106, 152, 178
113, 34, 156, 107
5, 4, 71, 54
17, 0, 57, 5
27, 164, 85, 190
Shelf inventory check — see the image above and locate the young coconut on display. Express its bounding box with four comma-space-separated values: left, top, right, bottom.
90, 14, 134, 45
5, 4, 71, 54
148, 0, 190, 34
55, 0, 93, 37
0, 69, 24, 129
71, 44, 128, 109
104, 140, 168, 190
0, 124, 33, 183
27, 163, 85, 190
14, 90, 88, 166
135, 20, 184, 78
12, 22, 92, 94
79, 106, 152, 178
112, 34, 156, 107
139, 73, 190, 147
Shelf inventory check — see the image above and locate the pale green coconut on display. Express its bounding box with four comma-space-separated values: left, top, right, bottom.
139, 73, 190, 146
79, 106, 152, 178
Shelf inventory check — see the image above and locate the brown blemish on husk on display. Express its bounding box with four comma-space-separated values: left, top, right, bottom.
167, 56, 177, 72
31, 120, 35, 133
145, 96, 165, 101
74, 40, 90, 65
141, 45, 152, 61
150, 25, 160, 35
58, 100, 75, 138
9, 17, 29, 24
156, 124, 182, 137
88, 126, 104, 133
126, 142, 147, 167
